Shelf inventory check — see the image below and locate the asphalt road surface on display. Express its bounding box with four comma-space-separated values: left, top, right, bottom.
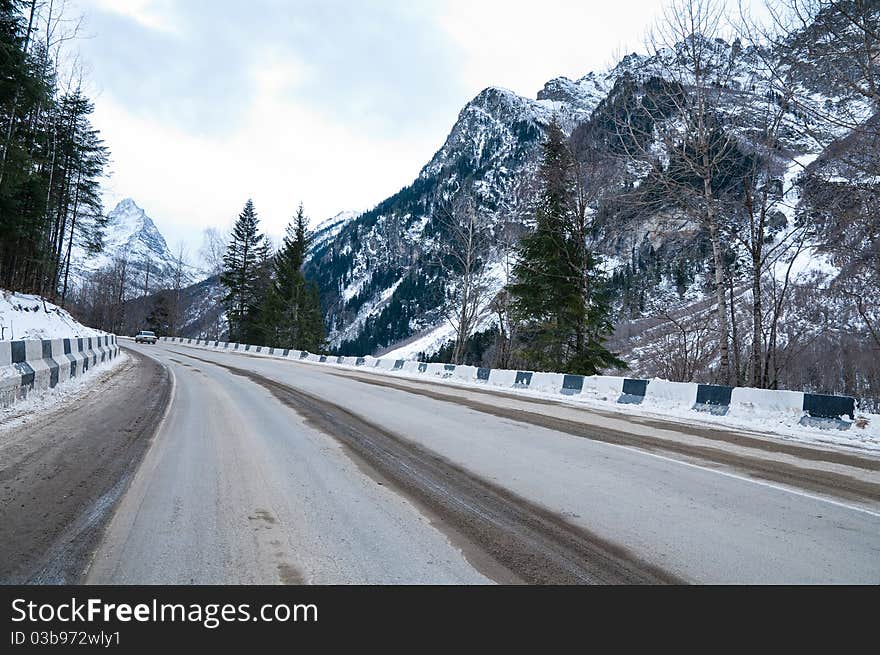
6, 340, 879, 583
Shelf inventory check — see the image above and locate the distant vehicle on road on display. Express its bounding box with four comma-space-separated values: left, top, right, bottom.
135, 330, 157, 344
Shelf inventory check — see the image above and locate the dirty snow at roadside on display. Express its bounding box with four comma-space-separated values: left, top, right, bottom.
0, 351, 128, 434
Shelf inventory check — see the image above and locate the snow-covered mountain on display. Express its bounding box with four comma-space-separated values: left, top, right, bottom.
305, 72, 615, 354
309, 210, 361, 258
68, 198, 189, 290
304, 10, 876, 374
305, 45, 757, 354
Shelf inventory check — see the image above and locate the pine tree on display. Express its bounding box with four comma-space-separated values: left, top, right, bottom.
298, 280, 325, 351
1, 3, 109, 301
509, 117, 624, 374
221, 199, 269, 342
56, 90, 111, 304
260, 203, 324, 350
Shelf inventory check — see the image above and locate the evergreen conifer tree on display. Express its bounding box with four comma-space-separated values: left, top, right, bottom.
221, 199, 269, 342
1, 3, 109, 299
509, 118, 623, 374
260, 203, 324, 350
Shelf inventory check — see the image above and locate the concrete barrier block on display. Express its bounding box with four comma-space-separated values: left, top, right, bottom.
617, 378, 647, 404
423, 363, 446, 376
453, 365, 477, 381
582, 375, 624, 397
50, 339, 71, 384
729, 387, 803, 415
693, 384, 733, 415
802, 392, 855, 420
644, 379, 698, 406
529, 372, 564, 393
487, 369, 517, 387
561, 374, 584, 395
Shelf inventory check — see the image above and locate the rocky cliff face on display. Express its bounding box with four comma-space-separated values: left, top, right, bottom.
305, 73, 618, 354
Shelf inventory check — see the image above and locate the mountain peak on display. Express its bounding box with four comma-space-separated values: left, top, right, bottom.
112, 197, 143, 213
537, 74, 608, 110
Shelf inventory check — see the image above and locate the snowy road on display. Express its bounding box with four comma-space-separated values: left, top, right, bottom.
87, 341, 880, 584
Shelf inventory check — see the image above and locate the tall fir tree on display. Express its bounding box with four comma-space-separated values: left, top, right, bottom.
221, 199, 270, 342
509, 117, 623, 374
260, 203, 324, 351
1, 2, 109, 300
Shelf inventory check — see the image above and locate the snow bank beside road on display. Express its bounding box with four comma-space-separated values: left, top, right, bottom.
0, 290, 107, 341
0, 291, 120, 411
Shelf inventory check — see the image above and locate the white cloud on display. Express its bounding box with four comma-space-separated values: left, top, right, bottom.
89, 0, 179, 34
78, 0, 771, 257
437, 0, 665, 98
93, 54, 442, 249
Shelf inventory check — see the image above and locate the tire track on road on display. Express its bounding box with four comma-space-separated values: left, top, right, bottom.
180, 352, 682, 585
336, 375, 880, 506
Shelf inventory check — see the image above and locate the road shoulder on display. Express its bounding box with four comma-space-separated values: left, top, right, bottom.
0, 346, 171, 583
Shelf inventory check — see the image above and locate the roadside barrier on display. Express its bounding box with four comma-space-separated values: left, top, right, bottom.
1, 335, 119, 407
157, 337, 859, 430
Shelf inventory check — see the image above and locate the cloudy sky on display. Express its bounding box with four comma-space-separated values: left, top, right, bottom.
69, 0, 692, 254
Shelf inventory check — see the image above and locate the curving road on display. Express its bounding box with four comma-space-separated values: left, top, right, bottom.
79, 340, 880, 584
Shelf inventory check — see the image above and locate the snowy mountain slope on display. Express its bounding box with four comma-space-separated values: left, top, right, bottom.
306, 72, 616, 354
67, 198, 190, 290
309, 210, 361, 259
0, 289, 108, 340
306, 10, 877, 363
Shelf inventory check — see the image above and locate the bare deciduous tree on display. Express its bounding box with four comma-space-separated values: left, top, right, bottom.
199, 226, 228, 278
761, 0, 880, 349
435, 193, 493, 365
613, 0, 739, 384
169, 242, 189, 337
646, 308, 718, 382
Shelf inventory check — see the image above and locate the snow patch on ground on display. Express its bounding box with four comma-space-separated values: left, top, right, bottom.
383, 322, 457, 359
0, 290, 108, 341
